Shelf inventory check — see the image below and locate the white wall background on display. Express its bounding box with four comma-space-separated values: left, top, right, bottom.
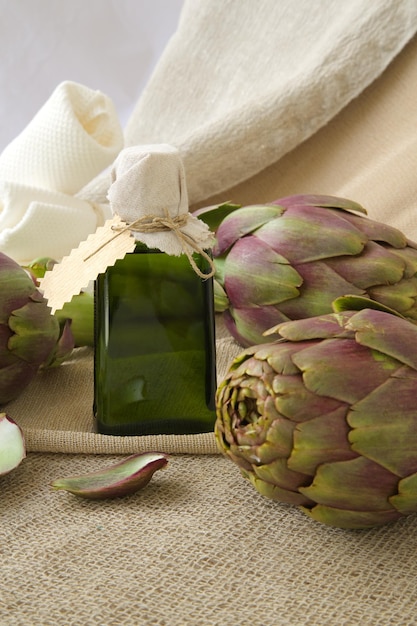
0, 0, 184, 151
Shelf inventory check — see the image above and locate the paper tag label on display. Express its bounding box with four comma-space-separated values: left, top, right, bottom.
39, 215, 136, 313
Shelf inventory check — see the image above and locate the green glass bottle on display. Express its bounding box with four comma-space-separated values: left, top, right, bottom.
94, 243, 217, 435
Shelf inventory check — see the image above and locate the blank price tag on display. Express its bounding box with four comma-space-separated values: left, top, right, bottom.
39, 215, 136, 313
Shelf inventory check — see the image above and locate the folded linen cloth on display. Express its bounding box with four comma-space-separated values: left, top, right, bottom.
80, 0, 417, 207
108, 145, 214, 255
0, 81, 123, 264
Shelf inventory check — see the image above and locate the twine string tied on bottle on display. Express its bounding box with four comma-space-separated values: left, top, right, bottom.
84, 209, 215, 279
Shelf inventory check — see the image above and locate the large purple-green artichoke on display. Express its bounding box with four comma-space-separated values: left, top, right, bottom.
0, 252, 65, 404
199, 195, 417, 347
215, 308, 417, 529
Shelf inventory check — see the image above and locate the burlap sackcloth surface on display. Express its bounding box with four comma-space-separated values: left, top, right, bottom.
3, 7, 417, 626
3, 451, 417, 626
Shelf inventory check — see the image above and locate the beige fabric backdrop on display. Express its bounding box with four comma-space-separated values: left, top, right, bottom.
193, 33, 417, 242
81, 0, 417, 212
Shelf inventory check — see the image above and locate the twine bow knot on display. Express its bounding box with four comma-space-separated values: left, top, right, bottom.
86, 209, 215, 279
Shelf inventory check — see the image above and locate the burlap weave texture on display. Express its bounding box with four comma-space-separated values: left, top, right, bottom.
2, 452, 417, 626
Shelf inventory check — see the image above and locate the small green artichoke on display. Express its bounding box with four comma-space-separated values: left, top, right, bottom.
215, 308, 417, 529
203, 195, 417, 347
0, 251, 64, 404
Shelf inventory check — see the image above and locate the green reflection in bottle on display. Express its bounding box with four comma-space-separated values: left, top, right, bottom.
94, 245, 217, 435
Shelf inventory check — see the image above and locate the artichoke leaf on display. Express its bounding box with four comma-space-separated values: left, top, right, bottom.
302, 504, 402, 529
369, 277, 417, 317
289, 406, 357, 475
225, 307, 290, 348
272, 374, 344, 422
390, 473, 417, 514
213, 278, 229, 312
224, 235, 302, 308
325, 241, 407, 289
264, 311, 355, 341
8, 300, 60, 363
255, 205, 367, 264
292, 337, 399, 404
347, 308, 417, 370
51, 452, 168, 499
348, 375, 417, 477
331, 295, 406, 318
273, 194, 367, 215
246, 471, 313, 507
253, 456, 311, 492
214, 204, 284, 254
276, 261, 365, 319
299, 456, 398, 512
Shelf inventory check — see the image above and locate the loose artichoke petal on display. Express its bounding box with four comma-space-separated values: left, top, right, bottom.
255, 204, 367, 264
347, 308, 417, 370
299, 457, 398, 512
292, 338, 400, 404
348, 374, 417, 477
51, 452, 168, 499
301, 504, 402, 529
390, 473, 417, 514
289, 407, 357, 475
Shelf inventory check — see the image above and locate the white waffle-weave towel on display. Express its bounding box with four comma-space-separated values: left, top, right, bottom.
0, 81, 123, 264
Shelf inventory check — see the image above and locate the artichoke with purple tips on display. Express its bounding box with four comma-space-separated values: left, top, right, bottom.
0, 251, 64, 404
198, 195, 417, 347
215, 308, 417, 529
